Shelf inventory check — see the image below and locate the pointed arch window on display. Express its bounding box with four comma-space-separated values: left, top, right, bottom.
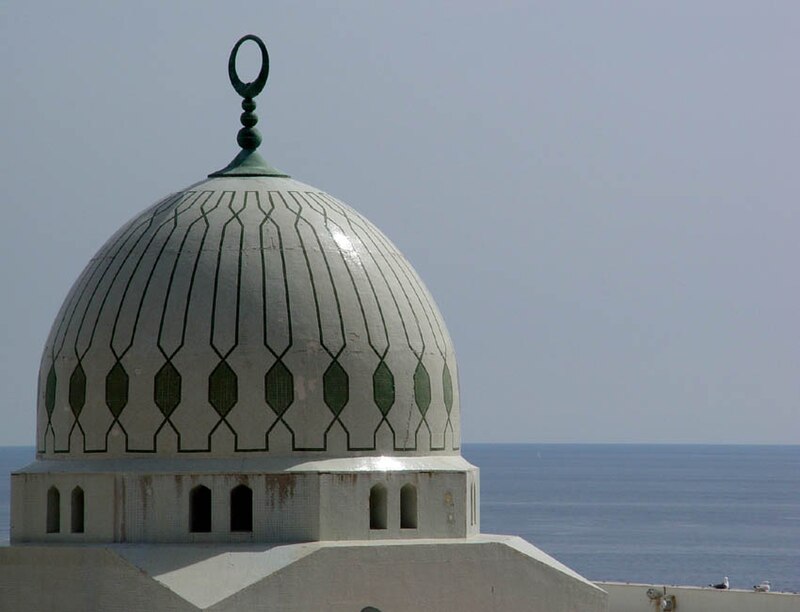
47, 486, 60, 533
71, 486, 85, 533
230, 484, 253, 532
190, 485, 212, 533
400, 483, 418, 529
369, 484, 387, 530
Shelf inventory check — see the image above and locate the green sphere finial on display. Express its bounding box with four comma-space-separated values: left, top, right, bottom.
209, 34, 289, 178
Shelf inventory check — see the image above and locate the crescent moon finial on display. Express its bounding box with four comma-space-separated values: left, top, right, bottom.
209, 35, 288, 177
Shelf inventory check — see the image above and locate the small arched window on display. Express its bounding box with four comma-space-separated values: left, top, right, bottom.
46, 486, 60, 533
230, 484, 253, 532
369, 484, 387, 530
400, 483, 418, 529
71, 486, 85, 533
190, 485, 212, 533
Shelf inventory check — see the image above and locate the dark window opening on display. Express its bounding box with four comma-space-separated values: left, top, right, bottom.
400, 483, 418, 529
471, 482, 477, 526
230, 484, 253, 532
71, 486, 85, 533
47, 486, 60, 533
190, 485, 212, 533
369, 484, 387, 530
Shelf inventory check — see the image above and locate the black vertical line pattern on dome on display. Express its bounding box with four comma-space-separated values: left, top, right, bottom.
319, 195, 425, 451
151, 191, 216, 450
109, 192, 201, 451
286, 192, 349, 451
165, 191, 226, 453
81, 194, 184, 358
302, 193, 385, 451
319, 196, 418, 451
42, 250, 103, 452
259, 192, 297, 451
206, 191, 245, 452
226, 190, 283, 453
384, 257, 448, 450
305, 193, 392, 451
45, 196, 174, 452
322, 197, 416, 352
356, 222, 431, 450
360, 211, 451, 451
101, 191, 200, 453
304, 194, 389, 354
53, 195, 179, 362
112, 190, 211, 451
60, 193, 185, 454
332, 195, 456, 450
78, 193, 184, 453
112, 192, 203, 355
414, 287, 458, 450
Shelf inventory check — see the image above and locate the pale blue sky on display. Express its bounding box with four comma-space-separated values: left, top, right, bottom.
1, 2, 798, 444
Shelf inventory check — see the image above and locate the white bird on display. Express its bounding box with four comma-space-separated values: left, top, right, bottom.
710, 577, 729, 590
754, 581, 771, 593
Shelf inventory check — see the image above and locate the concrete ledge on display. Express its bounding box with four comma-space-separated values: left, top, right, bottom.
0, 536, 607, 611
14, 455, 474, 474
597, 581, 800, 612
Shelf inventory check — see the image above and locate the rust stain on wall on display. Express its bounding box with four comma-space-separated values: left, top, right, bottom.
140, 475, 152, 515
334, 473, 359, 486
265, 474, 297, 506
116, 477, 127, 542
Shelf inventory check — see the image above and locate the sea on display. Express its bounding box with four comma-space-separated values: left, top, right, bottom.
2, 444, 798, 593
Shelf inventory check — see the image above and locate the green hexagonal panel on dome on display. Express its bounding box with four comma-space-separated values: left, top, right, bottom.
265, 360, 293, 416
154, 361, 182, 417
443, 363, 454, 415
373, 361, 395, 416
209, 361, 238, 417
45, 364, 57, 418
414, 361, 431, 416
323, 361, 349, 416
69, 364, 86, 418
105, 362, 129, 418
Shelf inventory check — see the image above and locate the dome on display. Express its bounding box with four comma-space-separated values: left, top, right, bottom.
38, 174, 459, 458
15, 34, 474, 548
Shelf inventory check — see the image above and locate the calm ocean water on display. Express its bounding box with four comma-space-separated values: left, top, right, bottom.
2, 444, 798, 592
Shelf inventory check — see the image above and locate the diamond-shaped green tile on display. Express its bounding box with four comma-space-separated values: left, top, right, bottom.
265, 360, 293, 416
69, 364, 86, 418
155, 361, 181, 417
442, 363, 453, 415
45, 364, 57, 418
106, 361, 129, 418
373, 361, 395, 415
323, 361, 349, 415
209, 360, 238, 417
413, 360, 431, 416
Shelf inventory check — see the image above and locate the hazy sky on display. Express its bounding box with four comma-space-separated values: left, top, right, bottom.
1, 2, 798, 445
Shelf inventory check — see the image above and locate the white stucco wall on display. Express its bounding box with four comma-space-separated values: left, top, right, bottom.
11, 471, 320, 543
319, 469, 477, 540
11, 457, 478, 543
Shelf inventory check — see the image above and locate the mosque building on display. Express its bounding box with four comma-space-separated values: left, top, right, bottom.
0, 35, 607, 611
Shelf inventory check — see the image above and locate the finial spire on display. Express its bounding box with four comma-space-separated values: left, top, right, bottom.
209, 34, 288, 178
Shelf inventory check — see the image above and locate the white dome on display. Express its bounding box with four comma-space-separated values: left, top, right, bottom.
38, 175, 459, 458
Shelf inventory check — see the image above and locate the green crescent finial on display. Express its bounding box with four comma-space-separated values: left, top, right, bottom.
209, 34, 289, 178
